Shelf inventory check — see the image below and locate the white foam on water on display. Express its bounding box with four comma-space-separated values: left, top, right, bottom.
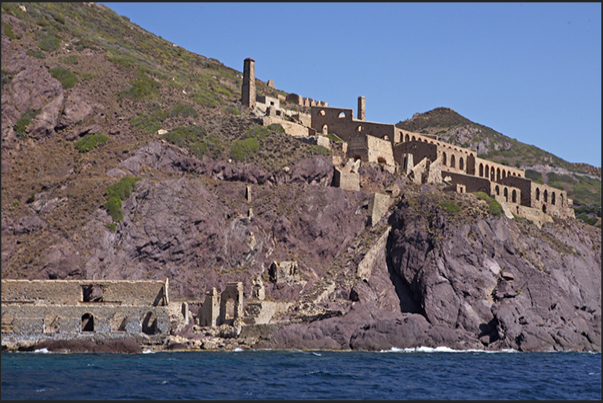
33, 348, 50, 354
142, 349, 154, 354
380, 346, 518, 353
312, 352, 322, 356
233, 347, 243, 352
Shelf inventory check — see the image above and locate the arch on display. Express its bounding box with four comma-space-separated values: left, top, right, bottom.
544, 189, 548, 203
495, 185, 500, 196
141, 311, 158, 335
412, 136, 416, 141
502, 170, 507, 179
496, 168, 501, 182
353, 154, 362, 161
504, 187, 509, 202
356, 125, 362, 132
405, 134, 410, 142
485, 165, 489, 178
383, 135, 389, 141
490, 167, 495, 181
112, 312, 127, 332
322, 124, 328, 135
450, 155, 456, 168
459, 157, 464, 171
536, 188, 540, 201
81, 313, 94, 332
512, 189, 517, 203
551, 192, 556, 205
560, 193, 564, 207
442, 152, 447, 166
377, 157, 387, 164
479, 163, 484, 177
44, 314, 59, 334
338, 111, 346, 118
542, 204, 547, 213
319, 110, 326, 116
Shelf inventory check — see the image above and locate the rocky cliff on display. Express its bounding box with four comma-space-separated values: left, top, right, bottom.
1, 3, 600, 353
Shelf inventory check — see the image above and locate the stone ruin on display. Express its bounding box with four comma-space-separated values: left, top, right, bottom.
198, 282, 243, 327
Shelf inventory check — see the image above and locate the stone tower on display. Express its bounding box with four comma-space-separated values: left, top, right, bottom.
242, 58, 256, 109
358, 96, 366, 121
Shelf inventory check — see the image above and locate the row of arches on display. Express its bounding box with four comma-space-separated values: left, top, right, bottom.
535, 187, 562, 206
494, 185, 518, 204
442, 152, 465, 171
479, 163, 519, 182
402, 133, 475, 158
44, 312, 160, 335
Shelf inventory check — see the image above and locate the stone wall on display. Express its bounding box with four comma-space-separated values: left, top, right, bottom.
348, 134, 395, 166
368, 193, 393, 226
261, 116, 315, 137
311, 106, 398, 144
1, 279, 168, 306
357, 226, 391, 280
442, 171, 492, 194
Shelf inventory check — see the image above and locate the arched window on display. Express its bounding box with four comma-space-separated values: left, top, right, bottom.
560, 193, 564, 207
459, 157, 464, 171
479, 163, 483, 177
512, 190, 517, 203
405, 134, 410, 142
319, 110, 326, 116
485, 165, 489, 178
504, 187, 508, 202
356, 126, 362, 132
542, 204, 547, 213
442, 152, 447, 166
377, 157, 387, 164
412, 136, 416, 141
536, 188, 540, 201
450, 155, 456, 168
142, 311, 158, 335
338, 112, 346, 118
491, 167, 495, 181
497, 168, 501, 182
502, 170, 507, 179
82, 313, 94, 332
544, 189, 548, 203
551, 192, 556, 205
322, 124, 328, 135
495, 185, 500, 196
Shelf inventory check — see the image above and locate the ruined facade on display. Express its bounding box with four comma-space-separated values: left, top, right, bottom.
199, 282, 244, 327
309, 100, 574, 221
1, 280, 171, 346
241, 58, 256, 109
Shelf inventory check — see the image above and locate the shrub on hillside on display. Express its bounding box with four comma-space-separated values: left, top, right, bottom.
439, 201, 461, 215
104, 176, 141, 223
49, 66, 78, 89
121, 72, 161, 100
26, 49, 46, 59
309, 145, 332, 156
475, 191, 503, 218
74, 133, 108, 152
244, 125, 270, 140
38, 36, 60, 51
13, 109, 40, 139
231, 138, 259, 161
170, 103, 198, 118
267, 123, 285, 134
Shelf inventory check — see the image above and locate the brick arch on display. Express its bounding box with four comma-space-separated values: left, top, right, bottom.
490, 167, 495, 181
442, 152, 447, 166
479, 163, 484, 177
459, 156, 464, 171
450, 154, 456, 168
485, 165, 489, 178
405, 134, 410, 142
495, 185, 500, 196
512, 189, 517, 203
496, 168, 501, 182
504, 187, 509, 202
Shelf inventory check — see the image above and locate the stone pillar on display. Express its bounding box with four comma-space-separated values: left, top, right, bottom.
358, 96, 366, 121
242, 58, 256, 109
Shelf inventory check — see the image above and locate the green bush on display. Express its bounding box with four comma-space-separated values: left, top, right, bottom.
38, 36, 60, 51
74, 133, 108, 152
49, 66, 78, 89
162, 125, 207, 147
59, 55, 78, 65
309, 145, 332, 156
439, 201, 461, 215
576, 213, 599, 226
26, 49, 46, 59
326, 133, 343, 142
475, 191, 503, 218
170, 103, 197, 118
106, 222, 117, 232
267, 123, 286, 134
2, 69, 12, 86
121, 73, 161, 100
129, 109, 167, 134
525, 169, 543, 184
244, 125, 270, 140
4, 23, 21, 40
231, 138, 259, 161
548, 181, 564, 191
224, 105, 241, 116
104, 176, 141, 223
13, 109, 40, 139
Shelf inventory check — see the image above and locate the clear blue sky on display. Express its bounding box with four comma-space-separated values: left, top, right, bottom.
101, 2, 601, 167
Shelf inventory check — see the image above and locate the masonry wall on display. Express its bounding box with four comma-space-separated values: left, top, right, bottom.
491, 182, 522, 205
474, 156, 524, 181
1, 280, 168, 306
311, 107, 397, 143
442, 171, 492, 194
348, 134, 394, 166
394, 141, 437, 166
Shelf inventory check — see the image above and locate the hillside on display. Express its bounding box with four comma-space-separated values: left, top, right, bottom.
1, 3, 600, 353
396, 108, 601, 226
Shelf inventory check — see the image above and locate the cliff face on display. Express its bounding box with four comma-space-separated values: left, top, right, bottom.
261, 187, 601, 352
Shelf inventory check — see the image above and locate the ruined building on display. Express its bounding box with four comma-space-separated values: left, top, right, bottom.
1, 279, 172, 347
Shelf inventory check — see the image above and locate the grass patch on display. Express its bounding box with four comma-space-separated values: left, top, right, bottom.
13, 108, 40, 139
106, 223, 117, 232
244, 125, 271, 140
38, 36, 61, 52
74, 133, 108, 152
2, 70, 12, 86
267, 123, 286, 134
326, 133, 343, 142
475, 191, 503, 218
26, 48, 46, 59
121, 72, 161, 100
224, 105, 241, 115
525, 169, 543, 184
576, 214, 599, 227
170, 103, 198, 118
59, 55, 78, 65
49, 66, 78, 89
231, 138, 259, 161
4, 23, 22, 40
439, 201, 461, 215
104, 176, 141, 222
162, 125, 207, 148
309, 145, 332, 156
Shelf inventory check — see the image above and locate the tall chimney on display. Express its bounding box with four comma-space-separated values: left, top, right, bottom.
242, 58, 256, 109
358, 96, 366, 121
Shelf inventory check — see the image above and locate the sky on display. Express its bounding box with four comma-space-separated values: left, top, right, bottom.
101, 2, 601, 167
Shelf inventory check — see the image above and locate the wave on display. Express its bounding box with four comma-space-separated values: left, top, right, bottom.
380, 346, 518, 353
33, 348, 51, 354
142, 349, 155, 354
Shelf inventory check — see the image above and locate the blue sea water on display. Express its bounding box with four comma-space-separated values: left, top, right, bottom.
1, 348, 600, 400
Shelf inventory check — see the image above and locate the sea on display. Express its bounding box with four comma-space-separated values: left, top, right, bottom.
1, 347, 600, 400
